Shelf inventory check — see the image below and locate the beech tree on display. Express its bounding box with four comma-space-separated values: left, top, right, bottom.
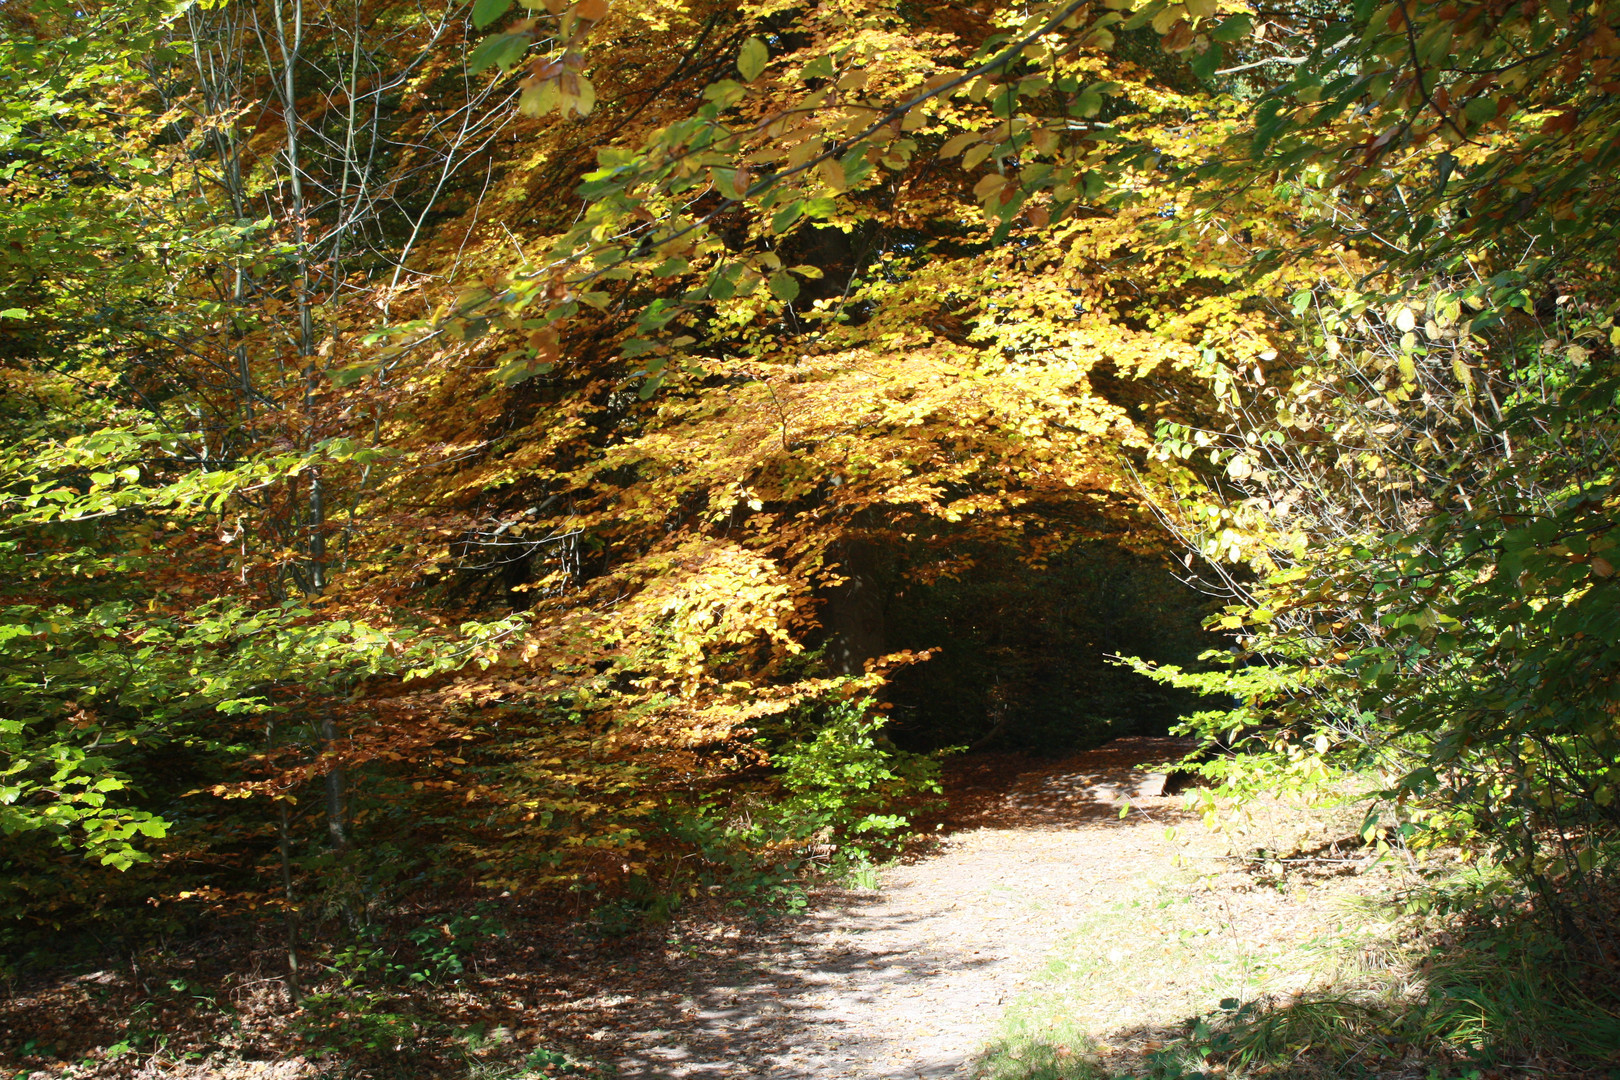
1126, 0, 1620, 952
2, 0, 1615, 959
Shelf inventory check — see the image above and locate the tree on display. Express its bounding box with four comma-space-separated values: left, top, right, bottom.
0, 0, 525, 948
0, 0, 1343, 918
1124, 0, 1620, 953
17, 0, 1613, 963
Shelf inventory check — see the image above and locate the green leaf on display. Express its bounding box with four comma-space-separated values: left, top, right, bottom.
471, 0, 513, 28
1210, 14, 1251, 42
0, 308, 28, 320
738, 36, 769, 82
769, 272, 800, 302
701, 80, 746, 109
468, 32, 530, 74
1190, 44, 1222, 83
1462, 96, 1498, 124
771, 201, 805, 234
801, 54, 834, 82
711, 168, 745, 198
493, 358, 554, 385
328, 363, 378, 387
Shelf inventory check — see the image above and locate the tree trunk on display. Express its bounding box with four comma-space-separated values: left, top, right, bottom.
821, 539, 887, 676
319, 715, 348, 850
269, 720, 303, 1005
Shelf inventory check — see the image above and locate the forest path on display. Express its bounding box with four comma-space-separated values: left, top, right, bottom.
579, 737, 1392, 1079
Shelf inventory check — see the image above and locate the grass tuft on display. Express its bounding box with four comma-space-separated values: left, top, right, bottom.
1152, 892, 1620, 1077
974, 1013, 1105, 1080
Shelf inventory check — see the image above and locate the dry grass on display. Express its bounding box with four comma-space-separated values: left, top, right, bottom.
973, 785, 1620, 1080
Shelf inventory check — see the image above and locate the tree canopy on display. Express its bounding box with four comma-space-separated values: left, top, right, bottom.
1, 0, 1617, 965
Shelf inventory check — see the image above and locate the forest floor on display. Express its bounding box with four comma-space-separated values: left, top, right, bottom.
0, 737, 1476, 1080
565, 736, 1405, 1080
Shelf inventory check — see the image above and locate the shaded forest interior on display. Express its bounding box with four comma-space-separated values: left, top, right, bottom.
872, 544, 1214, 753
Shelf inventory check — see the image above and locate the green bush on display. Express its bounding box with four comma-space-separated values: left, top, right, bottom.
766, 694, 942, 849
293, 992, 421, 1057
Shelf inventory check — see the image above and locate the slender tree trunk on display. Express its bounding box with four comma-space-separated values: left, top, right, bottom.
266, 0, 347, 846
276, 801, 303, 1003
319, 714, 348, 850
270, 720, 303, 1005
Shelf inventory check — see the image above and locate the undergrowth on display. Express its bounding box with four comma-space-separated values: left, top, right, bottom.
1142, 872, 1620, 1079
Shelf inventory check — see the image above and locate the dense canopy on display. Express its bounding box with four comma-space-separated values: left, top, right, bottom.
2, 0, 1617, 988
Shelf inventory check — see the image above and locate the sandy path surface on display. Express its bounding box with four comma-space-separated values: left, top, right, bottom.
594, 736, 1329, 1078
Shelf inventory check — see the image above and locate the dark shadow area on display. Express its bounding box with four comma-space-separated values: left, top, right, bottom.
879, 540, 1219, 757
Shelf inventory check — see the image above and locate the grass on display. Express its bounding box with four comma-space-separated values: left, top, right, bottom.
968, 784, 1620, 1080
976, 896, 1620, 1080
836, 856, 886, 891
1122, 865, 1620, 1079
964, 870, 1305, 1080
1169, 927, 1620, 1077
974, 1011, 1105, 1080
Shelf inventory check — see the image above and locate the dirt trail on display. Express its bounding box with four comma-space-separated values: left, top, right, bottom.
579, 736, 1389, 1079
0, 737, 1393, 1080
0, 735, 1393, 1080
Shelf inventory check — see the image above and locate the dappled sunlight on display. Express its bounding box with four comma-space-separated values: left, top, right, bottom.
939, 738, 1201, 833
564, 737, 1220, 1077
604, 894, 1002, 1077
